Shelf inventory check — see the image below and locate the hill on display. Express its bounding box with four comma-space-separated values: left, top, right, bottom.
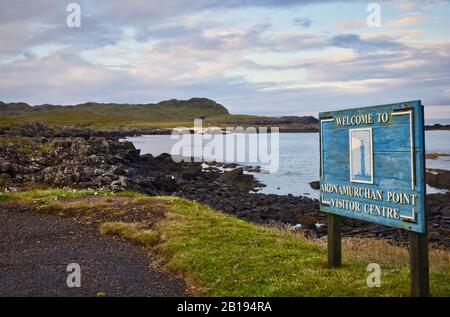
0, 98, 318, 132
0, 98, 229, 130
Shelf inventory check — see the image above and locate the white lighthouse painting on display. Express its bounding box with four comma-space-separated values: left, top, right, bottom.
349, 128, 373, 184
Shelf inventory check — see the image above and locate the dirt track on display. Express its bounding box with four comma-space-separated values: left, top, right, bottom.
0, 203, 186, 297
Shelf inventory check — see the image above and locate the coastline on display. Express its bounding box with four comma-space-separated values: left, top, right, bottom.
1, 123, 449, 248
3, 122, 450, 141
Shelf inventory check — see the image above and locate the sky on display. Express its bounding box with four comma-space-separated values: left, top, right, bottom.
1, 0, 450, 119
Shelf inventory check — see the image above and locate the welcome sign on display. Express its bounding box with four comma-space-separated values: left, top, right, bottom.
319, 101, 426, 233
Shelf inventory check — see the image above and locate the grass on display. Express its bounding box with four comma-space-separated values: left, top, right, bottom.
0, 112, 317, 130
154, 198, 450, 296
1, 188, 111, 202
1, 188, 449, 296
0, 100, 233, 130
0, 100, 319, 131
0, 188, 146, 203
0, 193, 8, 202
100, 222, 159, 246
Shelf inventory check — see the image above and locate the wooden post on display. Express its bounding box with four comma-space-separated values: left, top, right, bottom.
409, 105, 430, 297
409, 232, 430, 297
327, 214, 342, 268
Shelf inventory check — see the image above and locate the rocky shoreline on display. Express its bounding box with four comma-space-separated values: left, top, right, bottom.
1, 123, 449, 248
3, 122, 449, 140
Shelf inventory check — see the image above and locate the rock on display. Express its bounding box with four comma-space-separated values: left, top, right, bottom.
0, 174, 11, 187
429, 232, 441, 243
1, 124, 449, 249
0, 159, 10, 173
113, 166, 127, 176
309, 181, 320, 190
8, 123, 55, 138
217, 168, 243, 182
152, 175, 178, 192
243, 166, 261, 173
158, 153, 173, 163
110, 176, 127, 191
426, 169, 450, 189
223, 163, 238, 169
140, 153, 154, 162
181, 165, 202, 180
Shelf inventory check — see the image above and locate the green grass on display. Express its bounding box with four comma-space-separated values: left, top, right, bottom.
0, 100, 319, 130
1, 188, 148, 202
100, 222, 159, 246
1, 189, 449, 296
0, 193, 8, 202
1, 188, 110, 202
0, 99, 234, 130
154, 198, 449, 296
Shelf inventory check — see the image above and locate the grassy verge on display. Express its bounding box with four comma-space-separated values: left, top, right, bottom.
1, 189, 449, 296
100, 222, 159, 246
0, 188, 144, 202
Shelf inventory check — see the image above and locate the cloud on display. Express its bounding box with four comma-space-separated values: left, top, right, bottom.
293, 17, 313, 28
0, 0, 449, 119
328, 33, 405, 52
394, 0, 450, 10
387, 13, 432, 28
335, 20, 366, 31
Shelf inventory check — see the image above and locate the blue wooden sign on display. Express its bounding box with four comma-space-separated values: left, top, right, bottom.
319, 101, 426, 233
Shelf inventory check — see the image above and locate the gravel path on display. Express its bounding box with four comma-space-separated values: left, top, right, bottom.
0, 204, 187, 297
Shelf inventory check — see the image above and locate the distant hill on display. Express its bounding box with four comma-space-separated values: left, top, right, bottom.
0, 97, 229, 117
0, 98, 318, 132
0, 98, 230, 129
0, 101, 32, 115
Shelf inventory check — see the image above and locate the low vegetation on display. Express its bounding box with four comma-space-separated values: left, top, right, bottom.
1, 188, 449, 296
0, 99, 226, 129
100, 222, 159, 246
0, 98, 318, 130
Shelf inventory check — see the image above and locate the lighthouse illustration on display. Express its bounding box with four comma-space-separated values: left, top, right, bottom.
360, 140, 366, 177
350, 128, 373, 183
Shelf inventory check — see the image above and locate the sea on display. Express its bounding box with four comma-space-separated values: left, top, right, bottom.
126, 131, 450, 199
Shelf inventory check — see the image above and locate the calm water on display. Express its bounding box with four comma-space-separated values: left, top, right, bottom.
126, 131, 450, 198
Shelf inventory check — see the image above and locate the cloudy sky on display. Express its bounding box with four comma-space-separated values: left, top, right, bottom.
1, 0, 450, 120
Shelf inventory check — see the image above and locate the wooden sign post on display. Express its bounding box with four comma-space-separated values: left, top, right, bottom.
327, 214, 342, 268
409, 232, 430, 296
319, 101, 429, 296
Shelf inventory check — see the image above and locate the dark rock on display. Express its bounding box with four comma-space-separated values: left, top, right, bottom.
309, 181, 320, 190
7, 123, 55, 138
218, 168, 243, 182
113, 166, 127, 176
426, 169, 450, 189
243, 166, 261, 173
1, 124, 449, 249
110, 177, 127, 191
181, 165, 202, 181
153, 175, 178, 192
223, 163, 238, 169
